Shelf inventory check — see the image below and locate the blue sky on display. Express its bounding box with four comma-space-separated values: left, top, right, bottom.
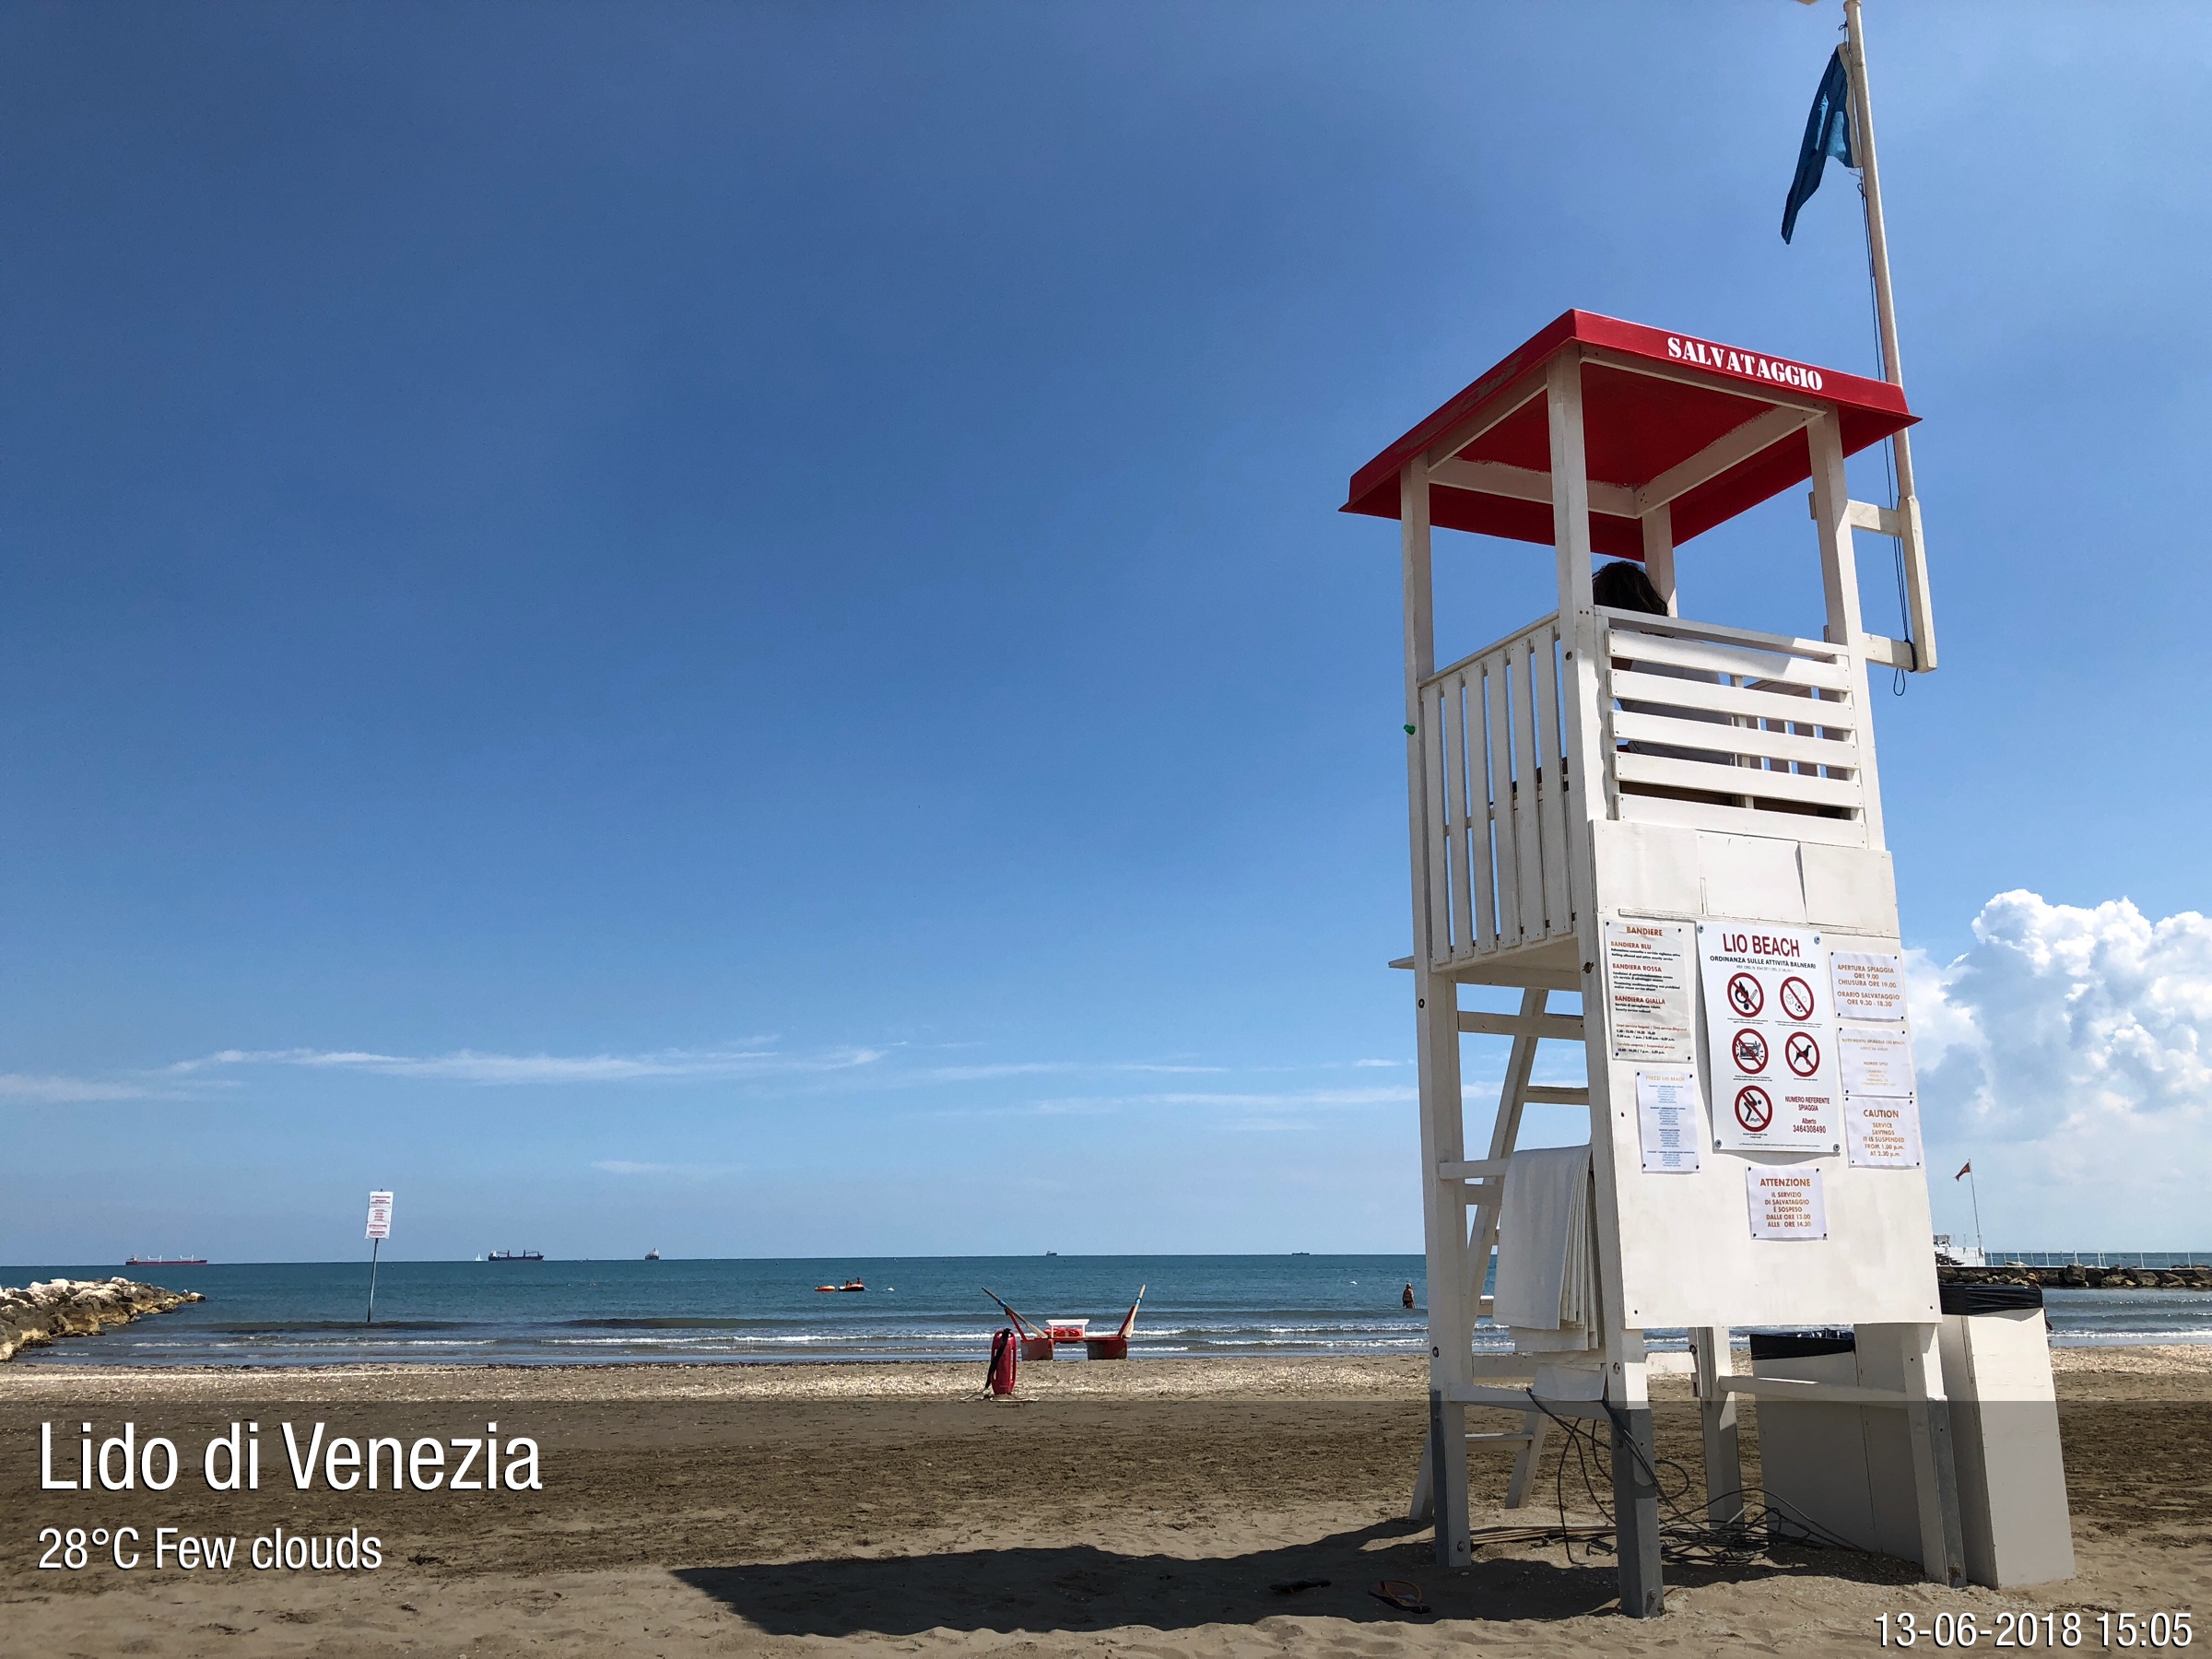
1, 3, 2206, 1262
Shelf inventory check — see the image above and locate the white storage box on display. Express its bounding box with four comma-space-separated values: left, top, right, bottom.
1750, 1329, 1922, 1561
1937, 1282, 2075, 1588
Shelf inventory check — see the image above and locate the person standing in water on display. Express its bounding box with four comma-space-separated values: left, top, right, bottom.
1402, 1282, 1416, 1310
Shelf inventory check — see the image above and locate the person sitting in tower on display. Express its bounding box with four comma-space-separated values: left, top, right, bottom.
1593, 559, 1667, 616
1595, 559, 1738, 794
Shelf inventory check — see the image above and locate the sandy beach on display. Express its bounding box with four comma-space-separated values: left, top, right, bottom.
4, 1350, 2206, 1656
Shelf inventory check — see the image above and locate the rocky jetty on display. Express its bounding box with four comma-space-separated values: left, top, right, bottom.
1939, 1263, 2212, 1292
0, 1277, 205, 1363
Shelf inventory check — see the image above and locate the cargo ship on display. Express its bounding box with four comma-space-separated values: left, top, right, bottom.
124, 1255, 207, 1267
487, 1249, 545, 1262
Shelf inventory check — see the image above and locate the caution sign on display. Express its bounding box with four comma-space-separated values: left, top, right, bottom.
1844, 1094, 1924, 1169
1700, 922, 1839, 1153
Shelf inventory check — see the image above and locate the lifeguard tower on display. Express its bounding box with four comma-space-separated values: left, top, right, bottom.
1345, 309, 2055, 1616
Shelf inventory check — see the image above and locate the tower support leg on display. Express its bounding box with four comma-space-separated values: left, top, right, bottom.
1504, 1408, 1549, 1510
1609, 1402, 1665, 1618
1407, 1423, 1433, 1522
1866, 1322, 1967, 1585
1692, 1325, 1743, 1526
1428, 1392, 1471, 1566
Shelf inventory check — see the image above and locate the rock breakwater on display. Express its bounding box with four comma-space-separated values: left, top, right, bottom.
1939, 1263, 2212, 1292
0, 1277, 205, 1362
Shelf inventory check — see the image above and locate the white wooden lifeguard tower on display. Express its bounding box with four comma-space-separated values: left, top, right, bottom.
1347, 308, 1970, 1615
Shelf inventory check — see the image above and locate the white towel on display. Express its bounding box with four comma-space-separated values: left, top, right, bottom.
1493, 1145, 1597, 1353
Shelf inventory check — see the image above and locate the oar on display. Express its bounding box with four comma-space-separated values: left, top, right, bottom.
981, 1287, 1048, 1341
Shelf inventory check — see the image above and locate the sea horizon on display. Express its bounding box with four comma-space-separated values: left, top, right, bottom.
7, 1253, 2210, 1368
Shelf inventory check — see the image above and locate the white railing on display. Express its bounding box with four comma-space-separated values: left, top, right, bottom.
1599, 609, 1868, 849
1418, 613, 1577, 966
1418, 608, 1873, 967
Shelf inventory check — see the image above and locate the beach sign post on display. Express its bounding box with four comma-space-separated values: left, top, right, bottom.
364, 1189, 394, 1325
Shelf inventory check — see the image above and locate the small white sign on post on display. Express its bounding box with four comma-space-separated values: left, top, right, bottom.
363, 1191, 394, 1325
1747, 1166, 1827, 1240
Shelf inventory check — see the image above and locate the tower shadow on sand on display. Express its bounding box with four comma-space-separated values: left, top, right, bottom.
672, 1519, 1908, 1638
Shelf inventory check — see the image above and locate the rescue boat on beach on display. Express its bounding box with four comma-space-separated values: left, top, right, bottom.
982, 1286, 1146, 1359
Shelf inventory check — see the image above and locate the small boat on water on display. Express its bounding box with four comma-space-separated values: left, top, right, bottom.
812, 1279, 865, 1293
644, 1248, 661, 1261
488, 1249, 545, 1262
125, 1255, 207, 1267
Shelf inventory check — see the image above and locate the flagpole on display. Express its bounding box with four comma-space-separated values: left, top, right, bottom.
1839, 0, 1938, 670
1966, 1167, 1984, 1262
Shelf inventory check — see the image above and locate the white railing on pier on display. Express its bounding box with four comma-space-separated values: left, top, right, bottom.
1418, 613, 1577, 967
1599, 609, 1868, 849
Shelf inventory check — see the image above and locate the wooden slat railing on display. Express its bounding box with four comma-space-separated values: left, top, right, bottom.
1598, 608, 1868, 850
1418, 613, 1577, 968
1417, 607, 1874, 967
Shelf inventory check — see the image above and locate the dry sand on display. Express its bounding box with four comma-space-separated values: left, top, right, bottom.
3, 1350, 2206, 1655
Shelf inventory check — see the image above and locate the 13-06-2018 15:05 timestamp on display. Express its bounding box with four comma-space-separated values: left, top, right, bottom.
1879, 1611, 2193, 1649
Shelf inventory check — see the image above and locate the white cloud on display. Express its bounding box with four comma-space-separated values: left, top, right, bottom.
0, 1073, 147, 1103
592, 1159, 735, 1178
910, 1060, 1230, 1084
1910, 890, 2212, 1244
1145, 1087, 1417, 1109
165, 1044, 879, 1085
1007, 1085, 1417, 1122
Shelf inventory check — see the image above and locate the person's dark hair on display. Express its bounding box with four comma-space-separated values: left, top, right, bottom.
1593, 560, 1667, 616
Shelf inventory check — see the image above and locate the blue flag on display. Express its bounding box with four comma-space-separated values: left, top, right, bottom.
1782, 49, 1855, 243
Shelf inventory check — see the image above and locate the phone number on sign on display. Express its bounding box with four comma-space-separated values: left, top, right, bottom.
1879, 1612, 2193, 1649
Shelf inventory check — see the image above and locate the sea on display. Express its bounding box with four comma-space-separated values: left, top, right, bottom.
5, 1254, 2208, 1370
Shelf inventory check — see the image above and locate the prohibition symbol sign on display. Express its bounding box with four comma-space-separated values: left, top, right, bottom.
1785, 1031, 1821, 1078
1735, 1085, 1774, 1134
1779, 974, 1817, 1021
1726, 972, 1764, 1018
1731, 1029, 1770, 1074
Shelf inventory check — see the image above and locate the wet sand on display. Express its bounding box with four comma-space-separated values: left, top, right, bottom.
4, 1352, 2206, 1655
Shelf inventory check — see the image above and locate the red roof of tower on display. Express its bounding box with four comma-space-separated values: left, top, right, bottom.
1343, 310, 1916, 558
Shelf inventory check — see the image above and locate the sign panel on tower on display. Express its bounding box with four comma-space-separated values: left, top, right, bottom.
1604, 920, 1696, 1063
1699, 923, 1840, 1154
